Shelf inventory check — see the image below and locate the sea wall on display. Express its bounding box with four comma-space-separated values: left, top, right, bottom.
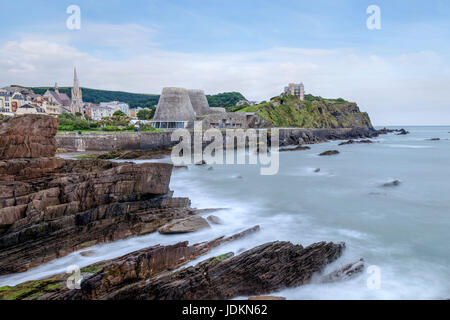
57, 127, 378, 152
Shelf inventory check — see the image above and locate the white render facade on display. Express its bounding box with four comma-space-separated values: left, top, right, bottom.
91, 105, 114, 121
99, 101, 130, 116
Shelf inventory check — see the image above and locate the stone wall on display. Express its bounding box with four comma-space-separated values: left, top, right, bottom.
56, 127, 378, 152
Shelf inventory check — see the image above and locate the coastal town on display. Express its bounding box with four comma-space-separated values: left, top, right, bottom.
0, 69, 133, 120
0, 68, 310, 130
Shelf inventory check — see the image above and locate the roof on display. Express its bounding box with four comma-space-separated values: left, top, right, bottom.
45, 90, 71, 106
19, 104, 34, 109
153, 87, 196, 122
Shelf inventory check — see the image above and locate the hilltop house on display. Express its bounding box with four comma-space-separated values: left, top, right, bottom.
284, 83, 305, 101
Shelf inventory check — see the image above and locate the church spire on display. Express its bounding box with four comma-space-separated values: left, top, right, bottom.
70, 67, 83, 115
73, 68, 79, 90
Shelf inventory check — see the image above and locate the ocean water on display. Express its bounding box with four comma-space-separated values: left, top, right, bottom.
1, 127, 449, 300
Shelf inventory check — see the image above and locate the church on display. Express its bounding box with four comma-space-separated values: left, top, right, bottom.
44, 68, 84, 115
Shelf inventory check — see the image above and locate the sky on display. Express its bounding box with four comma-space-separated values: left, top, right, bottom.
1, 0, 450, 125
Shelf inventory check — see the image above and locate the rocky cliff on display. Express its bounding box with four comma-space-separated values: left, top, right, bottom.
0, 115, 194, 274
0, 115, 366, 300
241, 94, 373, 129
0, 114, 58, 159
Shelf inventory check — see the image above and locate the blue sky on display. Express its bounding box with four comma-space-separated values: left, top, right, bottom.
1, 0, 450, 124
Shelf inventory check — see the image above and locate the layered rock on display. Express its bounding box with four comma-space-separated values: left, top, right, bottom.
83, 240, 344, 300
0, 235, 348, 301
0, 226, 261, 300
0, 115, 58, 159
0, 115, 193, 274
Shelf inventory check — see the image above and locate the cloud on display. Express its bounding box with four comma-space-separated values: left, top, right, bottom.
1, 39, 449, 125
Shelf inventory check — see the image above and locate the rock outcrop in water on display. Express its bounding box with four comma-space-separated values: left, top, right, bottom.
0, 115, 194, 274
338, 139, 373, 146
0, 234, 348, 300
319, 150, 340, 156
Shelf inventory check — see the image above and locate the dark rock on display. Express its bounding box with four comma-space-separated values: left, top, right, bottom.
40, 238, 343, 300
381, 180, 401, 187
195, 160, 207, 166
339, 139, 373, 146
314, 168, 321, 173
319, 150, 340, 156
0, 115, 193, 275
279, 145, 311, 152
396, 129, 410, 135
103, 241, 345, 300
429, 138, 440, 141
207, 215, 223, 225
4, 226, 260, 300
319, 259, 365, 283
159, 216, 211, 234
248, 296, 286, 300
80, 250, 97, 257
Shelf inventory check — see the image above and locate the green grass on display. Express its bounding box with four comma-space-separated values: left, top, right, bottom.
0, 278, 63, 300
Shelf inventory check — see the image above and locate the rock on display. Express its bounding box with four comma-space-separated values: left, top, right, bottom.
2, 226, 260, 300
159, 216, 211, 234
195, 160, 207, 166
101, 241, 345, 300
248, 296, 286, 300
80, 250, 97, 257
34, 239, 342, 300
319, 150, 340, 156
378, 128, 409, 135
396, 129, 410, 135
314, 168, 321, 173
382, 180, 401, 187
207, 215, 223, 225
0, 115, 58, 159
0, 115, 194, 275
279, 145, 311, 152
320, 259, 365, 283
236, 175, 243, 179
173, 165, 188, 170
429, 138, 440, 141
97, 149, 172, 160
339, 139, 373, 146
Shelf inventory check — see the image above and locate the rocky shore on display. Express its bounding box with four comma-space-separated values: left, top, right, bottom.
0, 115, 370, 300
0, 115, 194, 274
56, 126, 380, 156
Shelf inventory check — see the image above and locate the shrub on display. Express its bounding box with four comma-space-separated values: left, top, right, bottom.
101, 126, 119, 132
58, 124, 75, 131
113, 110, 126, 117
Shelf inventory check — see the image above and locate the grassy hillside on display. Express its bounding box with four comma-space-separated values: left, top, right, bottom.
235, 94, 373, 129
30, 87, 245, 110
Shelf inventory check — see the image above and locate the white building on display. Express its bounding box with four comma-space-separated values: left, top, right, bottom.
99, 101, 130, 116
91, 105, 114, 121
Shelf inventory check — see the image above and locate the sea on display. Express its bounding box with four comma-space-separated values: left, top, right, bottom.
1, 126, 449, 300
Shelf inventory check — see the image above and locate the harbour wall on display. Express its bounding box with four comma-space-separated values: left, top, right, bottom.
56, 127, 377, 152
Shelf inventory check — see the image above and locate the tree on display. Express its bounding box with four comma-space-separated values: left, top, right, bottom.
113, 110, 126, 117
137, 108, 155, 120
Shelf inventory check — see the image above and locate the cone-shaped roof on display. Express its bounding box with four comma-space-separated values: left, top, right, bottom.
188, 89, 210, 116
153, 87, 196, 122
